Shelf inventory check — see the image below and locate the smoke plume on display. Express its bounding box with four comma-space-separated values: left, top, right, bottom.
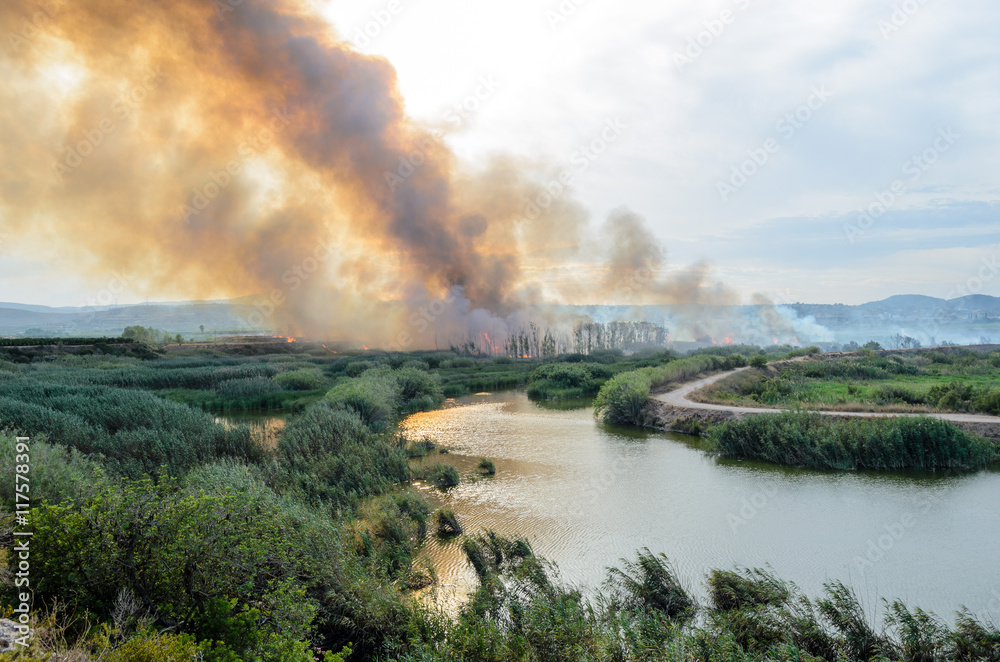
0, 0, 813, 348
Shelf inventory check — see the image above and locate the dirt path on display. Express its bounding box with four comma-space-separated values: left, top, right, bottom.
652, 367, 1000, 424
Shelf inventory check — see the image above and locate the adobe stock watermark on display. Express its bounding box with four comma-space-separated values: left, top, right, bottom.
384, 75, 501, 192
974, 583, 1000, 626
571, 456, 631, 518
237, 240, 336, 332
606, 247, 661, 303
54, 67, 166, 177
842, 127, 958, 243
545, 0, 591, 31
717, 85, 832, 202
7, 0, 68, 54
727, 483, 779, 532
878, 0, 932, 40
673, 0, 753, 72
11, 436, 33, 648
351, 0, 409, 50
515, 117, 628, 223
180, 108, 292, 222
947, 254, 999, 300
853, 490, 942, 572
388, 289, 458, 351
213, 0, 245, 19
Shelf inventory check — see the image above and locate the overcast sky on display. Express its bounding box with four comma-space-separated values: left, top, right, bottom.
3, 0, 999, 306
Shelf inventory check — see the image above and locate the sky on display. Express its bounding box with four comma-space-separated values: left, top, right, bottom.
1, 0, 999, 308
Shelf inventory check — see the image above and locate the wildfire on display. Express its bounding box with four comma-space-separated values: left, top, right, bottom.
362, 345, 370, 351
273, 336, 296, 343
321, 344, 338, 354
711, 335, 736, 345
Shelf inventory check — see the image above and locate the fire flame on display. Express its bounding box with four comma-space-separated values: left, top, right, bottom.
273, 336, 296, 343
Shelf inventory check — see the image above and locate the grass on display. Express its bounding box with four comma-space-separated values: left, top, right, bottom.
696, 348, 1000, 415
434, 508, 463, 536
6, 343, 1000, 662
525, 362, 611, 400
707, 412, 999, 470
593, 354, 745, 424
420, 462, 460, 489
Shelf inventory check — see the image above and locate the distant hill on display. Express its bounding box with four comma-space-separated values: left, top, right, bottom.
0, 301, 262, 336
2, 294, 998, 346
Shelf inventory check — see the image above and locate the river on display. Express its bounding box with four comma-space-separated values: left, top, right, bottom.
403, 391, 1000, 621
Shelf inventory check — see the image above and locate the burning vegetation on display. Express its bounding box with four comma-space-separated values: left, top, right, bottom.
0, 0, 817, 352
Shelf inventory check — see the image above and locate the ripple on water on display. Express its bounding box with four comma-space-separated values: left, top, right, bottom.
405, 391, 1000, 621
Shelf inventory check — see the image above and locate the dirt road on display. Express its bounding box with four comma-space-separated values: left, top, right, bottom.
651, 367, 1000, 424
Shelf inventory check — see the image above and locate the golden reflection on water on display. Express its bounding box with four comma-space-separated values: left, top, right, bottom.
215, 413, 287, 449
401, 391, 1000, 623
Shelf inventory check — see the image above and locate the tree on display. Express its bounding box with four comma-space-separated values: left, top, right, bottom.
750, 355, 767, 369
199, 324, 205, 336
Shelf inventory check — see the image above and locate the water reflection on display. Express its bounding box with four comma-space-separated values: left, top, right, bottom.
215, 412, 287, 448
403, 391, 1000, 622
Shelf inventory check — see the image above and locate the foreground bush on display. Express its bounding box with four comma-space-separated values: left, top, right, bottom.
708, 412, 999, 470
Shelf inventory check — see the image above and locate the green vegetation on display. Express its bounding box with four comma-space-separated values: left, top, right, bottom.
525, 362, 612, 400
121, 325, 180, 344
0, 336, 134, 347
594, 354, 746, 424
402, 533, 1000, 662
707, 412, 999, 470
3, 343, 998, 661
434, 508, 463, 536
420, 462, 461, 489
477, 457, 496, 475
698, 348, 1000, 414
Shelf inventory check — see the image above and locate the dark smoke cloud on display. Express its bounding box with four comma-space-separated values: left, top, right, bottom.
0, 0, 795, 347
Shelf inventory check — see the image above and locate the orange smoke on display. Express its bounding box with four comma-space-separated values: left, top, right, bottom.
0, 0, 734, 346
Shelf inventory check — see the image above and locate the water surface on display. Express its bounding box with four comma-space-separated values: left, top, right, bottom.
404, 391, 1000, 621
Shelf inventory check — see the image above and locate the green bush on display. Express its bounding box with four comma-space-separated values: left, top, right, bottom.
214, 376, 281, 399
594, 355, 725, 424
708, 412, 998, 470
325, 367, 400, 432
277, 401, 408, 509
421, 463, 460, 490
0, 431, 110, 507
750, 355, 768, 368
275, 367, 326, 391
593, 371, 650, 425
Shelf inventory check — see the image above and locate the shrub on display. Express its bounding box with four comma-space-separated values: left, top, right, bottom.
422, 463, 459, 490
0, 432, 110, 507
750, 355, 768, 369
275, 368, 325, 391
593, 371, 650, 425
395, 367, 444, 413
594, 356, 726, 424
435, 508, 463, 536
477, 458, 496, 475
277, 401, 408, 509
604, 549, 696, 621
708, 412, 998, 470
325, 368, 399, 432
214, 376, 281, 399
